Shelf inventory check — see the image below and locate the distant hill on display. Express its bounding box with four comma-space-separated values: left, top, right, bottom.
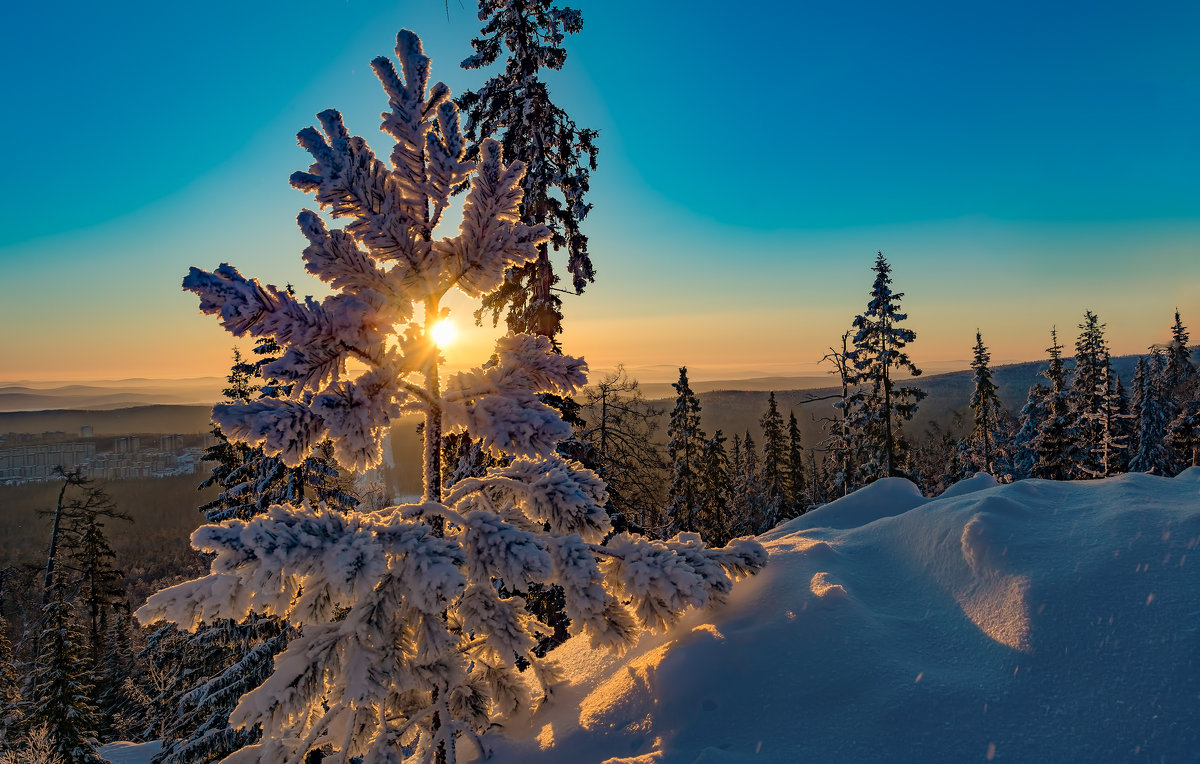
0, 405, 216, 436
0, 377, 223, 412
650, 354, 1148, 451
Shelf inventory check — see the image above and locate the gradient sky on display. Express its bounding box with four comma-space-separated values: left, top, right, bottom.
2, 0, 1198, 383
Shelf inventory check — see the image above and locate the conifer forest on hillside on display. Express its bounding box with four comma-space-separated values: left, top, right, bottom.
1, 4, 1197, 763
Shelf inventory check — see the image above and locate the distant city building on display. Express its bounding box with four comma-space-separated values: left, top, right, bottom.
0, 434, 201, 484
0, 442, 96, 483
80, 425, 93, 437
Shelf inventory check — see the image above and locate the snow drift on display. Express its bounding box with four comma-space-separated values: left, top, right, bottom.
484, 471, 1200, 763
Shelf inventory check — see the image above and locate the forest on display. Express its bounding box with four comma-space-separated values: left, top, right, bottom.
1, 2, 1197, 763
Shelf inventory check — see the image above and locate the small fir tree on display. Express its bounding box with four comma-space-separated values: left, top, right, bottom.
698, 431, 735, 547
1013, 382, 1049, 478
965, 331, 1003, 474
847, 252, 925, 481
1163, 309, 1195, 390
1030, 329, 1076, 480
1166, 400, 1200, 469
733, 432, 769, 537
784, 412, 807, 517
1128, 354, 1172, 472
757, 392, 787, 529
137, 31, 764, 763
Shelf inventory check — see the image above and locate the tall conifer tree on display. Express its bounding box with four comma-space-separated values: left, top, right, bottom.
847, 252, 925, 481
1164, 309, 1195, 390
666, 367, 707, 535
698, 431, 734, 546
785, 412, 807, 517
23, 580, 103, 764
460, 0, 598, 344
1030, 329, 1076, 479
966, 330, 1002, 474
1071, 311, 1112, 478
758, 393, 787, 528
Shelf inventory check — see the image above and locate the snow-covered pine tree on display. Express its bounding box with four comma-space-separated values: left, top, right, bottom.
784, 412, 807, 517
155, 342, 362, 764
1160, 311, 1198, 475
757, 393, 786, 529
1165, 399, 1200, 469
200, 341, 359, 523
22, 579, 103, 764
1030, 329, 1076, 480
1087, 362, 1130, 477
137, 31, 764, 763
1012, 382, 1048, 479
733, 432, 769, 536
820, 331, 861, 497
1070, 311, 1112, 478
965, 330, 1003, 474
847, 252, 925, 481
460, 0, 597, 344
911, 418, 967, 496
1128, 354, 1170, 473
666, 367, 707, 537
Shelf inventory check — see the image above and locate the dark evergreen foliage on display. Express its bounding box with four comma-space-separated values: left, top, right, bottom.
846, 253, 925, 481
154, 343, 357, 764
666, 367, 706, 536
1029, 329, 1076, 479
758, 393, 787, 529
784, 412, 807, 517
1166, 400, 1200, 469
460, 0, 598, 342
1070, 311, 1114, 477
22, 581, 104, 764
577, 366, 668, 534
966, 331, 1003, 474
698, 431, 735, 546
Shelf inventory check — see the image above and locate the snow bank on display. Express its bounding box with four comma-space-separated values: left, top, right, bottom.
486, 471, 1200, 763
99, 740, 161, 764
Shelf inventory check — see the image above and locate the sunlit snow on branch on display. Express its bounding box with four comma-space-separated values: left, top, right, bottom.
140, 27, 765, 764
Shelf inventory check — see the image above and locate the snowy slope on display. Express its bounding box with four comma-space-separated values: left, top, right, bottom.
484, 471, 1200, 763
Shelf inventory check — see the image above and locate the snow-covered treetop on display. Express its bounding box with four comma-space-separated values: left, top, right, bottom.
182, 29, 573, 475
151, 29, 766, 764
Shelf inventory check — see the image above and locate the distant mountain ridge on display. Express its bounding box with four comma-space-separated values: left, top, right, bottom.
0, 378, 224, 412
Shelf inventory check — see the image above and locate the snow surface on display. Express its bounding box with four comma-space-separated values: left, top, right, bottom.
99, 740, 161, 764
480, 470, 1200, 763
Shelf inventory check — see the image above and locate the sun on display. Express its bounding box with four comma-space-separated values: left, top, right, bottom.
431, 317, 456, 349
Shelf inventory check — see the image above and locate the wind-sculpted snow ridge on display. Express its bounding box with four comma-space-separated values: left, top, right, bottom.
484, 470, 1200, 764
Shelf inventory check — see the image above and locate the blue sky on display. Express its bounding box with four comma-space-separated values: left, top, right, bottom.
2, 0, 1197, 381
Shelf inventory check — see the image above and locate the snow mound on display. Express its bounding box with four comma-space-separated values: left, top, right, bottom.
99, 740, 161, 764
938, 470, 999, 498
769, 476, 928, 534
485, 472, 1200, 763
